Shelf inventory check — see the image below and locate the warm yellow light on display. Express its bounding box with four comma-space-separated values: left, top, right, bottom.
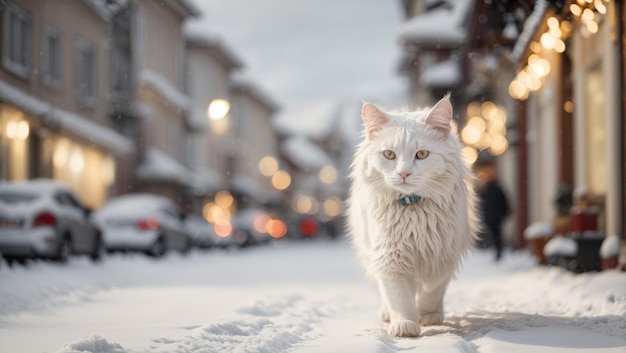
461, 125, 482, 145
586, 20, 598, 34
319, 165, 338, 184
595, 0, 607, 14
560, 21, 573, 36
215, 190, 234, 209
529, 41, 542, 53
564, 101, 575, 113
475, 133, 492, 150
570, 3, 582, 16
489, 135, 509, 156
253, 214, 271, 233
582, 8, 595, 22
554, 39, 566, 53
480, 101, 496, 119
547, 17, 560, 30
508, 80, 528, 100
54, 138, 70, 169
16, 121, 29, 140
467, 117, 486, 132
540, 32, 555, 50
294, 195, 312, 214
214, 219, 232, 237
258, 156, 279, 177
549, 26, 562, 39
103, 156, 115, 186
467, 102, 481, 118
69, 147, 84, 174
529, 57, 551, 77
271, 170, 291, 190
203, 203, 230, 223
6, 121, 17, 139
461, 146, 478, 164
266, 219, 287, 239
323, 196, 344, 218
208, 99, 230, 120
488, 119, 507, 136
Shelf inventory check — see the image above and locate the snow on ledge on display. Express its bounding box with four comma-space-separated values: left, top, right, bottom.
543, 236, 578, 257
398, 0, 473, 46
0, 79, 133, 155
419, 58, 461, 88
524, 222, 554, 239
136, 148, 193, 185
281, 136, 333, 171
138, 70, 190, 112
600, 235, 621, 258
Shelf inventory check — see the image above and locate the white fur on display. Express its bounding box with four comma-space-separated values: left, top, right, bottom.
346, 96, 479, 337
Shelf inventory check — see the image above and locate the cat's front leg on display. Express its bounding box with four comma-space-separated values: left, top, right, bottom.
378, 275, 420, 337
417, 280, 448, 326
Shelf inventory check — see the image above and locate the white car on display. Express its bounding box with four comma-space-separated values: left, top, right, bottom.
0, 179, 104, 264
184, 214, 236, 249
93, 194, 191, 257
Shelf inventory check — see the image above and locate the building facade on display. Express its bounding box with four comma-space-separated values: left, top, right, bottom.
0, 0, 132, 207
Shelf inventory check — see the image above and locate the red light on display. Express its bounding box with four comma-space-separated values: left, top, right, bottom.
34, 212, 56, 227
137, 218, 160, 230
299, 217, 318, 237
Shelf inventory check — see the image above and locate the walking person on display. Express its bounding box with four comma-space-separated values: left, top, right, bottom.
476, 160, 511, 261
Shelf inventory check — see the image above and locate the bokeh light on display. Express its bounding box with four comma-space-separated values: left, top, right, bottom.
272, 170, 291, 190
208, 99, 230, 120
215, 190, 234, 209
214, 219, 232, 238
258, 156, 279, 176
266, 219, 287, 239
319, 165, 338, 184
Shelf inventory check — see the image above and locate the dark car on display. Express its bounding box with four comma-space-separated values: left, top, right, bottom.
0, 179, 104, 264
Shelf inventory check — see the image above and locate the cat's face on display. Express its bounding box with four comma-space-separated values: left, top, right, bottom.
362, 95, 453, 196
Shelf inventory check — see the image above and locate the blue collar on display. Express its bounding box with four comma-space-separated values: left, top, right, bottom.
399, 194, 422, 205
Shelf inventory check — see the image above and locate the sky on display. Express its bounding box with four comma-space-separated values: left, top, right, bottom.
188, 0, 407, 108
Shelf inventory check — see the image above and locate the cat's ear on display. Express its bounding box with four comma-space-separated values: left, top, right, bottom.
362, 103, 388, 139
425, 94, 452, 137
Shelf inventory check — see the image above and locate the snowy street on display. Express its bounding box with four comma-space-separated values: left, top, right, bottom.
0, 240, 625, 353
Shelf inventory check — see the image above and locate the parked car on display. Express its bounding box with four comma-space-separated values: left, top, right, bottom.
93, 194, 191, 257
184, 214, 236, 249
0, 179, 104, 264
231, 208, 274, 247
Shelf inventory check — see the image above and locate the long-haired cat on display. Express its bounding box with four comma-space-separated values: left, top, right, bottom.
347, 94, 478, 337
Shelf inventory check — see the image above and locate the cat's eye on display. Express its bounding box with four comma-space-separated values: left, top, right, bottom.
416, 150, 430, 160
383, 150, 396, 160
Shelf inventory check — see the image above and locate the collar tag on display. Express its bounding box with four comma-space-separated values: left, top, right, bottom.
399, 194, 422, 205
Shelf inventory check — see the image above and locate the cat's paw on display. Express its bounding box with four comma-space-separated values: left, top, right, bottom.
388, 320, 420, 337
419, 312, 443, 326
379, 307, 390, 322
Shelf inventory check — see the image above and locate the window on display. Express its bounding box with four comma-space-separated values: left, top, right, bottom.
74, 37, 96, 106
42, 24, 61, 88
2, 1, 32, 78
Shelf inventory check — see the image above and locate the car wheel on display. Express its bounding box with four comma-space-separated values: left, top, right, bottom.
90, 233, 105, 263
148, 237, 166, 258
55, 235, 71, 263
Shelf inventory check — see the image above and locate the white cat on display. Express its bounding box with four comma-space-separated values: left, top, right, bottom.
346, 94, 479, 337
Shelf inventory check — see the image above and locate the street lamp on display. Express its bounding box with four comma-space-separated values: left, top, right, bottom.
207, 99, 230, 120
208, 99, 230, 136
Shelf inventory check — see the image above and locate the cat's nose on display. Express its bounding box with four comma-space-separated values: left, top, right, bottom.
399, 171, 412, 180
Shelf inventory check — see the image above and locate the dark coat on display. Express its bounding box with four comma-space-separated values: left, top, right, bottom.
479, 181, 510, 227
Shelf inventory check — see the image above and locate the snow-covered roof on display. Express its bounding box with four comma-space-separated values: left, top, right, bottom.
398, 0, 474, 47
0, 179, 71, 195
0, 79, 133, 156
190, 167, 223, 195
511, 0, 548, 63
230, 72, 279, 112
273, 100, 339, 140
135, 148, 193, 185
163, 0, 201, 18
419, 57, 462, 88
184, 23, 244, 70
281, 136, 333, 171
138, 70, 191, 112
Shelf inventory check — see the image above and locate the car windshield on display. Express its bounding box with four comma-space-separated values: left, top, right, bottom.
0, 192, 39, 204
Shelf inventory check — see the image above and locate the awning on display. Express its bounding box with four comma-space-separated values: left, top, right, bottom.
0, 79, 133, 156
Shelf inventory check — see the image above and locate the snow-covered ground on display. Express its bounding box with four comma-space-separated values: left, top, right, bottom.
0, 240, 625, 353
